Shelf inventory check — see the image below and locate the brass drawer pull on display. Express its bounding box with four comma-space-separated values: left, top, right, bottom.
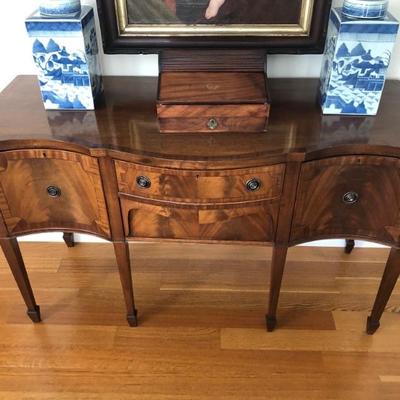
246, 178, 261, 192
136, 175, 151, 189
207, 118, 219, 130
47, 185, 61, 198
343, 191, 359, 204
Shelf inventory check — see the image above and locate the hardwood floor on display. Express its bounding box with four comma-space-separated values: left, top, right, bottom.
0, 242, 399, 399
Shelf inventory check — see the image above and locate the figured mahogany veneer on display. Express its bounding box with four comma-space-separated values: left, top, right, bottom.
1, 76, 400, 335
291, 156, 400, 247
0, 149, 110, 239
115, 161, 285, 203
120, 197, 278, 242
158, 72, 267, 103
157, 71, 270, 133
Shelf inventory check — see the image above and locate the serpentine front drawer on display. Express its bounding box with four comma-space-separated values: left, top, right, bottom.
290, 156, 400, 246
114, 160, 285, 203
0, 149, 110, 238
120, 196, 279, 243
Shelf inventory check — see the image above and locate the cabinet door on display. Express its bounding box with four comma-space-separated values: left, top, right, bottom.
290, 156, 400, 246
0, 149, 110, 238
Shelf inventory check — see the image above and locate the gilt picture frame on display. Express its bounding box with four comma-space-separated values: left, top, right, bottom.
97, 0, 332, 53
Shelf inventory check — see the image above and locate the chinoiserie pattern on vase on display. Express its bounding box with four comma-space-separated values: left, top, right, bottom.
320, 8, 399, 116
25, 6, 102, 110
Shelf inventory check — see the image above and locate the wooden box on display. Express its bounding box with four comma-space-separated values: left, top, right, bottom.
156, 71, 270, 133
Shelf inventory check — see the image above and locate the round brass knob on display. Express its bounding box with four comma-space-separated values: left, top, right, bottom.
136, 175, 151, 189
343, 191, 359, 204
47, 185, 61, 198
246, 178, 261, 192
207, 118, 219, 130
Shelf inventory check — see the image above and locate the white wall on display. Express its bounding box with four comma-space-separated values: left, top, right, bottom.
1, 0, 399, 92
0, 1, 397, 246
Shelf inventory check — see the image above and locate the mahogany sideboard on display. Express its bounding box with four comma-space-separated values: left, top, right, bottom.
1, 76, 400, 334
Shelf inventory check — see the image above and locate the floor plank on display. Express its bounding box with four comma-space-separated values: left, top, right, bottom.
220, 327, 400, 352
379, 376, 400, 383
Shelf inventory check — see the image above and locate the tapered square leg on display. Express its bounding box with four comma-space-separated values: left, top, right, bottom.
367, 247, 400, 335
127, 309, 138, 327
0, 238, 41, 323
266, 315, 277, 332
366, 316, 380, 335
27, 305, 41, 323
113, 241, 138, 327
345, 239, 355, 254
266, 245, 288, 332
63, 232, 75, 248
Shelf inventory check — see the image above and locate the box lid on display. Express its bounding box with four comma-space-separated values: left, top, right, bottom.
158, 72, 269, 105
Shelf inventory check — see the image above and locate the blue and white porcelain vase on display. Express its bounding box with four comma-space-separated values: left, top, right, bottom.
39, 0, 81, 17
26, 6, 103, 110
319, 7, 399, 115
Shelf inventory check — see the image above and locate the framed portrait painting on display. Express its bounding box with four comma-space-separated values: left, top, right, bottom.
97, 0, 332, 53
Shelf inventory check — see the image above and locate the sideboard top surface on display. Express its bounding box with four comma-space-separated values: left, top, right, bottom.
1, 76, 400, 166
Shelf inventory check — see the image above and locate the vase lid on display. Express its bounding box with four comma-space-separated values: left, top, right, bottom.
344, 0, 388, 5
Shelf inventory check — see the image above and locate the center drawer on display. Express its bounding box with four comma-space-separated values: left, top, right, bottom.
114, 160, 285, 203
120, 197, 279, 242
